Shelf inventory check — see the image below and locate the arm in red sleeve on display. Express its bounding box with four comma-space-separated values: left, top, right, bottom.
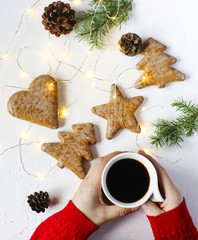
147, 198, 198, 240
30, 200, 99, 240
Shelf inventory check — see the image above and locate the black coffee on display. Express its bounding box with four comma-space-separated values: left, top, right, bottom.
106, 158, 150, 203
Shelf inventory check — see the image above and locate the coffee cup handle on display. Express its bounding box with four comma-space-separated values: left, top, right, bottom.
150, 189, 164, 203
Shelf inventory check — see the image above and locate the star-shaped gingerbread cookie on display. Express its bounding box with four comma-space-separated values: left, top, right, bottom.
41, 123, 96, 179
91, 84, 144, 139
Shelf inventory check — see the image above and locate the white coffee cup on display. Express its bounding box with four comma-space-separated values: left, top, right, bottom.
101, 152, 164, 208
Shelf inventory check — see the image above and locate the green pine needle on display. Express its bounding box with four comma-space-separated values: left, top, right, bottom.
150, 98, 198, 148
74, 0, 133, 50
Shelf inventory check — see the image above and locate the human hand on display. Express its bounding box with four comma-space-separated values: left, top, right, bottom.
72, 151, 140, 226
138, 150, 183, 216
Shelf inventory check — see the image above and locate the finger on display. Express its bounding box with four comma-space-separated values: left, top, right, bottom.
142, 199, 164, 216
138, 150, 163, 171
138, 149, 166, 196
138, 150, 175, 197
160, 187, 183, 210
105, 205, 140, 221
86, 151, 124, 182
96, 151, 128, 169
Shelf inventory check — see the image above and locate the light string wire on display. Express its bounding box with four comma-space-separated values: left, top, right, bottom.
0, 123, 57, 179
0, 0, 57, 180
0, 0, 164, 181
0, 41, 149, 179
48, 33, 69, 77
48, 33, 105, 82
0, 107, 181, 180
17, 46, 53, 80
103, 0, 120, 19
87, 0, 128, 43
0, 0, 142, 92
136, 132, 182, 164
135, 105, 182, 165
19, 136, 57, 179
0, 0, 43, 61
89, 0, 102, 37
13, 42, 141, 92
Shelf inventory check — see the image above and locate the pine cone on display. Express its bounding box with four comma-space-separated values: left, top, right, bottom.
118, 33, 143, 56
42, 1, 75, 37
27, 191, 50, 213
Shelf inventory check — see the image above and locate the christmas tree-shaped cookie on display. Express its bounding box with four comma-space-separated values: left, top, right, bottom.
135, 38, 185, 89
92, 84, 144, 139
41, 123, 96, 179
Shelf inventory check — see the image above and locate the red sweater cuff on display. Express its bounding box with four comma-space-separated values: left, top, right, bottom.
65, 200, 99, 236
31, 200, 98, 240
147, 198, 198, 240
148, 199, 189, 227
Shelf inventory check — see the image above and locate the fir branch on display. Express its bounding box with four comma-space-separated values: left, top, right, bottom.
150, 98, 198, 148
75, 0, 133, 50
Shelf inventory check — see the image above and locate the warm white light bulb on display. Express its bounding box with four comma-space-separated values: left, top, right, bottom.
61, 107, 69, 117
36, 172, 46, 180
87, 72, 94, 78
27, 8, 34, 15
48, 82, 54, 91
113, 93, 116, 99
21, 131, 28, 138
141, 126, 147, 134
73, 0, 80, 5
118, 44, 122, 50
62, 52, 68, 58
144, 149, 151, 155
39, 141, 44, 148
20, 70, 28, 78
42, 55, 48, 62
142, 75, 147, 81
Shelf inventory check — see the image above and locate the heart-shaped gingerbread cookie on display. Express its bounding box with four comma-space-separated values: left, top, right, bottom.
7, 75, 59, 129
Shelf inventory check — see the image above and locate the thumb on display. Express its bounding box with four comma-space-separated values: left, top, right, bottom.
105, 205, 140, 221
142, 199, 164, 216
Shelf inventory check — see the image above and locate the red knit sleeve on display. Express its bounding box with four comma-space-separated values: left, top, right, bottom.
147, 199, 198, 240
30, 200, 99, 240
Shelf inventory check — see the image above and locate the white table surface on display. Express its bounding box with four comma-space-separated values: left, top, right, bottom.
0, 0, 198, 239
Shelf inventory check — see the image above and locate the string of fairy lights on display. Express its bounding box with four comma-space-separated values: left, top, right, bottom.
18, 124, 58, 179
0, 0, 178, 180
